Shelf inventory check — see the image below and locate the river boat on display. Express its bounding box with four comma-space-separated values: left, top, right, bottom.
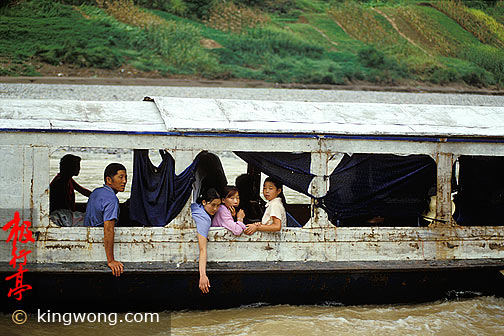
1, 97, 504, 311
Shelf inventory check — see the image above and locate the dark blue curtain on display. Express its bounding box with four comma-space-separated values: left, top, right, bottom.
320, 154, 436, 222
453, 156, 504, 226
130, 150, 199, 227
234, 151, 315, 196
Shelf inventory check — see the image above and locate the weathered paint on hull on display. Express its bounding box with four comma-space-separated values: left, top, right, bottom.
3, 226, 503, 264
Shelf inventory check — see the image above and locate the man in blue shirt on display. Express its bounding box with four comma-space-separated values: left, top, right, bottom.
84, 163, 127, 277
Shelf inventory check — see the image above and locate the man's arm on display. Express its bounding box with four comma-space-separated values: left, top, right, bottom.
73, 179, 92, 197
104, 219, 124, 276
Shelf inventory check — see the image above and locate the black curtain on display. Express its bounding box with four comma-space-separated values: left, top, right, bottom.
320, 154, 436, 223
234, 151, 315, 196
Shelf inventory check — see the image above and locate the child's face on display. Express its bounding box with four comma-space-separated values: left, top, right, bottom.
203, 198, 221, 216
223, 192, 240, 208
263, 181, 281, 201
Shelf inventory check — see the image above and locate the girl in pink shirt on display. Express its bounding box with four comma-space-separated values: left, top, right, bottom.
212, 186, 246, 235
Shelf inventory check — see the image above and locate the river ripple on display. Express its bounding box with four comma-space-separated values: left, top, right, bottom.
171, 297, 504, 336
1, 296, 503, 335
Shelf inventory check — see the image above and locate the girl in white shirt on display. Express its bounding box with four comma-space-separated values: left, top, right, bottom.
244, 177, 286, 234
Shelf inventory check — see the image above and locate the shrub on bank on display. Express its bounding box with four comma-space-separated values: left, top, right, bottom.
0, 0, 132, 71
461, 44, 504, 84
36, 43, 124, 69
429, 57, 495, 86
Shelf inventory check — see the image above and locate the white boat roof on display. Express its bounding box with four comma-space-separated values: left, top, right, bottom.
1, 97, 504, 138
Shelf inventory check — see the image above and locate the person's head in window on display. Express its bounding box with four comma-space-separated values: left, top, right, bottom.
222, 186, 240, 211
263, 176, 286, 206
59, 154, 82, 177
104, 163, 127, 194
197, 188, 221, 216
236, 174, 254, 201
244, 176, 286, 235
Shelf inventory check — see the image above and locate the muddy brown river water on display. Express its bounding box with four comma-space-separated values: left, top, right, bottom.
1, 296, 504, 335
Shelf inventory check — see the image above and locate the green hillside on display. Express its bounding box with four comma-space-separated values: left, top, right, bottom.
1, 0, 503, 87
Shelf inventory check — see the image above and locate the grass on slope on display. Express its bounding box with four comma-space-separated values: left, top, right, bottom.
154, 7, 404, 84
0, 0, 135, 75
0, 0, 502, 87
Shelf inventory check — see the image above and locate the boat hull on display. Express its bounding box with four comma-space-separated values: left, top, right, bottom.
3, 260, 504, 312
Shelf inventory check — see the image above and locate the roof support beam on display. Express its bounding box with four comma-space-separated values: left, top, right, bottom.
434, 152, 455, 226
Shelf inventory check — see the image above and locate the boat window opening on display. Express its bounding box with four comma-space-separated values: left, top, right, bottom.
321, 153, 437, 227
199, 151, 263, 224
453, 155, 504, 226
49, 147, 133, 227
233, 151, 313, 227
194, 151, 310, 227
46, 149, 460, 229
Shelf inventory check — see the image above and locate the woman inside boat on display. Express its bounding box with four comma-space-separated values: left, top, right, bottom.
191, 188, 221, 294
49, 154, 92, 226
50, 154, 91, 213
244, 177, 286, 235
212, 186, 247, 235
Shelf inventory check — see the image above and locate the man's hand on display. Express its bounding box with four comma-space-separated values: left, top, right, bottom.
199, 275, 210, 294
108, 260, 124, 277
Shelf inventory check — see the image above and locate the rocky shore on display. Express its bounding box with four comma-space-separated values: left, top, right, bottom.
1, 77, 503, 106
